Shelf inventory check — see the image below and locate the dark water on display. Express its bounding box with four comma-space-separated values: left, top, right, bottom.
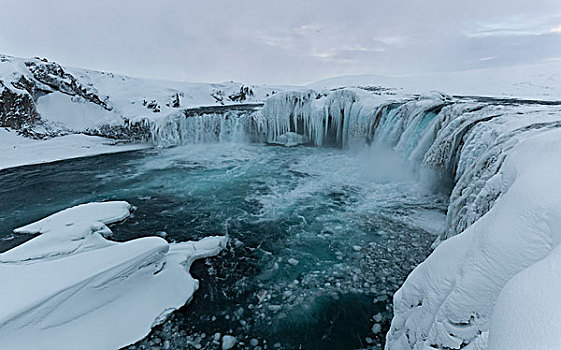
0, 143, 447, 349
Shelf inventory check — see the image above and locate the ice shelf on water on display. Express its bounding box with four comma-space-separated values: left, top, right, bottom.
0, 201, 227, 350
0, 128, 150, 171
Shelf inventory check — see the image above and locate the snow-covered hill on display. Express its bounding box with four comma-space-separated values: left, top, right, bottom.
308, 61, 561, 101
0, 54, 289, 139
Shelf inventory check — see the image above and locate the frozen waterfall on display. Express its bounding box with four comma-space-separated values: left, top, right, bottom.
147, 88, 561, 350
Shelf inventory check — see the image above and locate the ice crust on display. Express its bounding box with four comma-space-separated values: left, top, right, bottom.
0, 201, 227, 350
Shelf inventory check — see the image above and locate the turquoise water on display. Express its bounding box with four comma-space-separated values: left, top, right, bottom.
0, 143, 447, 349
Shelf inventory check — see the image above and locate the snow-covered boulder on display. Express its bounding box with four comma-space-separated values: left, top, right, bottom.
0, 201, 227, 350
268, 131, 309, 147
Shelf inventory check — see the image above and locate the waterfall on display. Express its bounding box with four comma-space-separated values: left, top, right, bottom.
144, 87, 561, 349
149, 109, 262, 148
147, 89, 561, 245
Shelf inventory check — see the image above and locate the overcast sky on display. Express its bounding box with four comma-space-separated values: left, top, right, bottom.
1, 0, 560, 84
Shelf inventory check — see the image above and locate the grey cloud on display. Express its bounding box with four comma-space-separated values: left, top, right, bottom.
0, 0, 559, 84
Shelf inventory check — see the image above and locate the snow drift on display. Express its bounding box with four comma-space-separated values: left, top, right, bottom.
0, 201, 227, 350
387, 128, 561, 349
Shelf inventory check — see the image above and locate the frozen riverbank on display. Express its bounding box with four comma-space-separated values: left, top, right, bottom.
387, 128, 561, 349
0, 128, 150, 171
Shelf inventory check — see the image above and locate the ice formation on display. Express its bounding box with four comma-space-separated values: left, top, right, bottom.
149, 109, 260, 147
0, 201, 227, 350
147, 88, 451, 152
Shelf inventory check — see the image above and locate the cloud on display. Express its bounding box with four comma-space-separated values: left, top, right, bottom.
479, 56, 497, 61
0, 0, 559, 84
551, 24, 561, 33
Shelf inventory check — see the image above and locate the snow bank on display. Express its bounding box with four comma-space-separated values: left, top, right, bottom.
489, 243, 561, 349
386, 122, 561, 349
0, 128, 150, 171
14, 201, 132, 234
35, 91, 122, 131
0, 201, 228, 350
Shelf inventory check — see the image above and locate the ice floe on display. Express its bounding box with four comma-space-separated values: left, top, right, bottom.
0, 201, 227, 350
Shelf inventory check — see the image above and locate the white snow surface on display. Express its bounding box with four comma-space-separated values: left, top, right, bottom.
489, 243, 561, 350
0, 128, 150, 171
35, 91, 122, 131
0, 201, 228, 350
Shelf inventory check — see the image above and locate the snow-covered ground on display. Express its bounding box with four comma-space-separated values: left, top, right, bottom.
0, 128, 150, 171
309, 61, 561, 101
0, 54, 291, 135
0, 201, 227, 350
0, 54, 294, 169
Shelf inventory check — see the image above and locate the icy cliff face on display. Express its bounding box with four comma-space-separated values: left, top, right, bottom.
387, 126, 561, 350
149, 106, 263, 147
0, 201, 227, 350
253, 88, 450, 151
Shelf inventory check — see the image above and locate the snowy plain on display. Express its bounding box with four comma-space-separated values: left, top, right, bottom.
309, 60, 561, 101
